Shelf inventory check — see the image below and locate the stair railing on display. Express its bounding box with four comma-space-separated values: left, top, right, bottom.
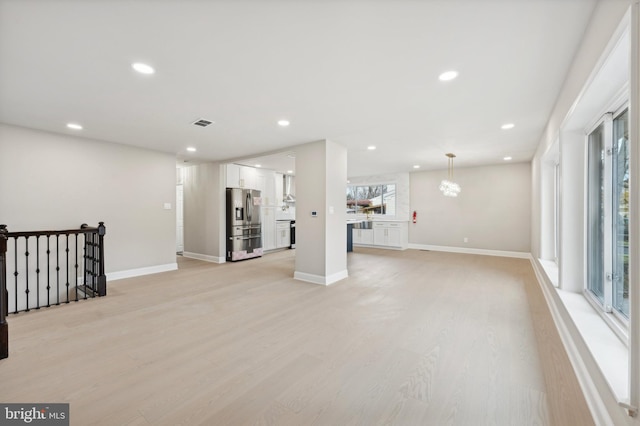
0, 222, 106, 360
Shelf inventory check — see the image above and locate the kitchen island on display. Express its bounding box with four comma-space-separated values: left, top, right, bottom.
348, 219, 409, 250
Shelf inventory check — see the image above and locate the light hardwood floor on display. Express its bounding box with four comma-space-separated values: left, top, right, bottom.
0, 248, 593, 425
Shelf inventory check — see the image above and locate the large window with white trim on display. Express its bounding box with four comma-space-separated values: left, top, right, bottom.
586, 106, 629, 319
346, 184, 396, 216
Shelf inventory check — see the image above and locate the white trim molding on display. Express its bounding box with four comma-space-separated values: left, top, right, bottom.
530, 257, 623, 426
408, 243, 530, 259
294, 270, 348, 286
182, 252, 226, 264
107, 262, 178, 281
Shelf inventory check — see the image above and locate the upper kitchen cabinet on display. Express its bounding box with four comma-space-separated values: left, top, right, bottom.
226, 163, 258, 189
275, 173, 284, 207
261, 170, 278, 207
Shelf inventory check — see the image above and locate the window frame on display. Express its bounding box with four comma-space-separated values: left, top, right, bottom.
346, 182, 397, 217
584, 102, 630, 335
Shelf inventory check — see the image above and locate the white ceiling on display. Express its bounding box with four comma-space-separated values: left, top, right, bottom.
0, 0, 598, 177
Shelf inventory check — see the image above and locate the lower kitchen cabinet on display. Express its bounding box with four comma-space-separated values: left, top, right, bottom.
353, 221, 408, 250
352, 228, 374, 245
276, 222, 291, 249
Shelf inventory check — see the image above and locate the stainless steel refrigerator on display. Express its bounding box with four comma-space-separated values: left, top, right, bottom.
226, 188, 262, 261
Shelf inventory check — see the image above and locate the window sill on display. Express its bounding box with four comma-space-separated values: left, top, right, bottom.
532, 255, 630, 405
556, 290, 629, 401
538, 258, 559, 287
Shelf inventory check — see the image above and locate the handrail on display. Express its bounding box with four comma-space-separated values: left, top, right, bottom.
5, 226, 100, 238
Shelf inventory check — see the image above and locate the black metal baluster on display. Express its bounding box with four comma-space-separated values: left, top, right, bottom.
36, 236, 40, 309
65, 234, 69, 303
13, 238, 18, 314
74, 233, 79, 302
55, 235, 60, 305
46, 235, 51, 308
24, 236, 30, 312
90, 232, 96, 293
92, 232, 97, 294
82, 233, 88, 300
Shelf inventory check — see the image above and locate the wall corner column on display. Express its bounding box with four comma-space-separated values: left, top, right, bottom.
294, 140, 348, 285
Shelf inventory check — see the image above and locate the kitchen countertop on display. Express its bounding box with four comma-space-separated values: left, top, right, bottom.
346, 218, 409, 223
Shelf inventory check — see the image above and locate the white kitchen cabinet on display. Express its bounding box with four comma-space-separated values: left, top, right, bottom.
262, 207, 276, 251
276, 221, 291, 249
239, 166, 257, 189
262, 170, 276, 207
372, 222, 408, 249
275, 173, 284, 207
226, 163, 241, 188
226, 163, 259, 189
352, 228, 374, 245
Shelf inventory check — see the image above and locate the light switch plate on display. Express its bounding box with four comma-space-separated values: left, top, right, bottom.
164, 203, 172, 210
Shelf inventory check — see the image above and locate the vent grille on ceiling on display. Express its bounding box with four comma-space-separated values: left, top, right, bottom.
192, 119, 213, 127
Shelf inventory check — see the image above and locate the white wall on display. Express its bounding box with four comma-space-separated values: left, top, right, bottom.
531, 0, 630, 258
182, 162, 225, 263
410, 162, 531, 253
0, 123, 177, 275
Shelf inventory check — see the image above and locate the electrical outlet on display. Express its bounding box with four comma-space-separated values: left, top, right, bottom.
464, 237, 468, 243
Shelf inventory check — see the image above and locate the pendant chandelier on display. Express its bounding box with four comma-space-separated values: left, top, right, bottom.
439, 153, 461, 197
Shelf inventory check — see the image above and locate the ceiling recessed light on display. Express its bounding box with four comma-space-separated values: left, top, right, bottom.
367, 146, 376, 150
132, 62, 155, 75
255, 164, 262, 168
66, 123, 82, 130
286, 170, 293, 174
187, 147, 196, 152
438, 70, 458, 81
413, 165, 421, 169
504, 156, 513, 161
278, 120, 290, 127
501, 123, 515, 130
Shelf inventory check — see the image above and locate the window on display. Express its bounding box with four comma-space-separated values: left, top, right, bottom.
586, 107, 629, 319
587, 123, 605, 302
612, 109, 629, 317
346, 184, 396, 216
553, 162, 560, 264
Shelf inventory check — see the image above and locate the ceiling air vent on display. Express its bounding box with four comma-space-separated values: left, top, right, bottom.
192, 118, 213, 127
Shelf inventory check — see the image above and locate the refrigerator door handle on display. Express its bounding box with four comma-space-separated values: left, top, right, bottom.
235, 235, 260, 240
246, 191, 252, 223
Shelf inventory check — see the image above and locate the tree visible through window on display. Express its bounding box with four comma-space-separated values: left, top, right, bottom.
346, 184, 396, 216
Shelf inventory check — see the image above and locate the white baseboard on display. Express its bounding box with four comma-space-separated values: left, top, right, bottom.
408, 243, 531, 259
107, 263, 178, 281
294, 269, 349, 286
182, 251, 226, 264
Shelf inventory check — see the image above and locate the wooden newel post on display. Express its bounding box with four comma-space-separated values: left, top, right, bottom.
97, 222, 106, 296
0, 224, 9, 359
